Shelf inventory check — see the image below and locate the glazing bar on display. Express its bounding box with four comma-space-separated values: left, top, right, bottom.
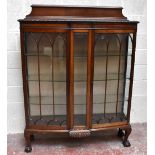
37, 43, 42, 118
104, 38, 109, 116
116, 36, 122, 115
51, 43, 55, 118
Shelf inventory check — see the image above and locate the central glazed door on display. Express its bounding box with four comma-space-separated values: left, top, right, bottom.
69, 30, 92, 130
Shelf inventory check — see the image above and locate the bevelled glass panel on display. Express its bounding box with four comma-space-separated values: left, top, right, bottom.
25, 32, 67, 127
74, 33, 88, 126
92, 33, 132, 125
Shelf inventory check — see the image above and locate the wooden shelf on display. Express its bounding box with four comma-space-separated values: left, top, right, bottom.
29, 95, 128, 105
27, 73, 130, 82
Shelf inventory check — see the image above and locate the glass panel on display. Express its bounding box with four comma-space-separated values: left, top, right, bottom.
123, 34, 133, 116
92, 33, 132, 125
74, 33, 88, 126
25, 32, 67, 127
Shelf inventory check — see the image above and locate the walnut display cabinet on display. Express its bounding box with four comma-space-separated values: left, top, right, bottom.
18, 5, 139, 153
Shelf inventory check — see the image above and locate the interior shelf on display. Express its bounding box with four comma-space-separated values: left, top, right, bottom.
29, 95, 128, 105
27, 73, 130, 82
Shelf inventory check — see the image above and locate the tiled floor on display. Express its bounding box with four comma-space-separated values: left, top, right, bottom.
7, 123, 147, 155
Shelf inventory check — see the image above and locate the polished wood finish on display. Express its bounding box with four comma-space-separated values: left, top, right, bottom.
69, 29, 74, 129
19, 5, 138, 152
28, 5, 125, 18
87, 30, 93, 129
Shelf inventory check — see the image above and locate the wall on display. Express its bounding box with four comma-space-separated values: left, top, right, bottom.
7, 0, 147, 133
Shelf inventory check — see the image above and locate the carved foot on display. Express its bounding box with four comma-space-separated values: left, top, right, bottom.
24, 130, 32, 153
121, 125, 132, 147
123, 140, 131, 147
25, 146, 32, 153
118, 128, 124, 137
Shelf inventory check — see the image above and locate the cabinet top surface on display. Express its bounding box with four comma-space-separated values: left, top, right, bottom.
30, 4, 123, 9
18, 5, 139, 24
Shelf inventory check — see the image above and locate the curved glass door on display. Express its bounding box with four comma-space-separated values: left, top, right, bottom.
92, 33, 133, 127
25, 32, 67, 128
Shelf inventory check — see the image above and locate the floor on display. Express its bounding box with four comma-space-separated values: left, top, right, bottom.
7, 123, 147, 155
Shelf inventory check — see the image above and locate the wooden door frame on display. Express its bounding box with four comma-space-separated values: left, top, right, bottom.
69, 29, 93, 130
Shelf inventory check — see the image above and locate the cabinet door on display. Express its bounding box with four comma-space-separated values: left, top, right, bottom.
92, 33, 133, 127
24, 32, 68, 129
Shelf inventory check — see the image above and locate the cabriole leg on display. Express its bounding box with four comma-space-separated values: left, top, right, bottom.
24, 130, 32, 153
122, 126, 132, 147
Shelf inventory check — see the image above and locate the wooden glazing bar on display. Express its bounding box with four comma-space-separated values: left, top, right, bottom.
37, 40, 42, 118
116, 36, 122, 115
51, 36, 55, 118
104, 38, 109, 116
91, 30, 95, 128
90, 29, 95, 128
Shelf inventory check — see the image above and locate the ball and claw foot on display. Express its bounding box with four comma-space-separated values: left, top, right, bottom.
123, 140, 131, 147
25, 146, 32, 153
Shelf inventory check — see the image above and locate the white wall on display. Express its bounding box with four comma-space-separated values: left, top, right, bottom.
7, 0, 147, 133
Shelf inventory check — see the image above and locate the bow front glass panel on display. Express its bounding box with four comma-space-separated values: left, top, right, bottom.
92, 33, 133, 126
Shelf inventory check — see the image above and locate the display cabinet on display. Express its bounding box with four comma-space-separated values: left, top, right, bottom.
18, 5, 139, 152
